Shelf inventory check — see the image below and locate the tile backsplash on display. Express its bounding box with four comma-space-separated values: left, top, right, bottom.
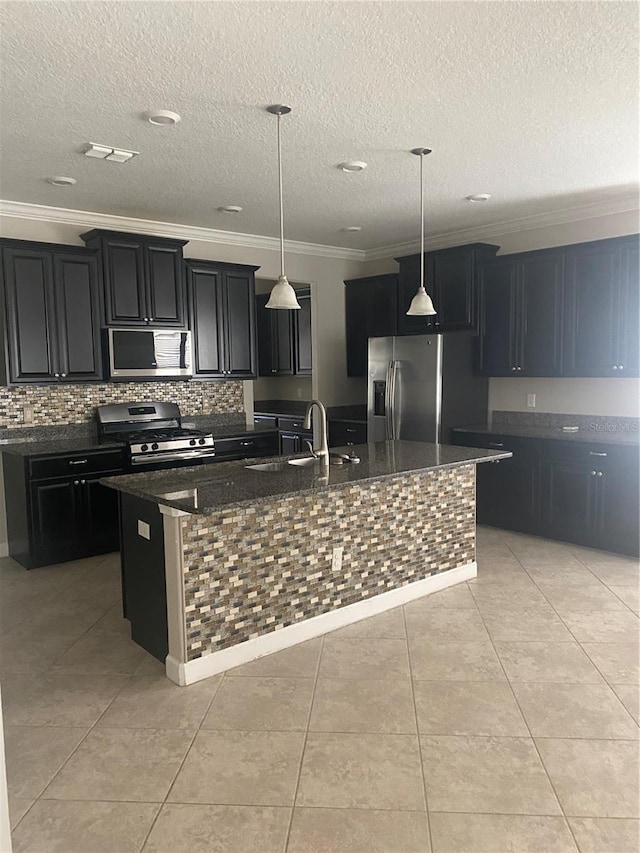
0, 381, 244, 427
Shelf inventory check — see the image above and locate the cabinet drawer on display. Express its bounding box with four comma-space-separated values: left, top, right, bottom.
278, 417, 311, 433
253, 414, 278, 428
214, 433, 279, 460
329, 420, 367, 447
29, 448, 126, 480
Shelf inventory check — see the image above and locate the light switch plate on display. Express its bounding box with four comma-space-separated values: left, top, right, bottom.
137, 520, 151, 540
527, 394, 536, 408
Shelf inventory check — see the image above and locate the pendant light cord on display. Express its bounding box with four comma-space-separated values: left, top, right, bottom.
420, 150, 425, 290
277, 112, 285, 278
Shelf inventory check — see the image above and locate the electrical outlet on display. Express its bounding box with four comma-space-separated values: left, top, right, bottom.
22, 406, 33, 423
527, 394, 536, 408
297, 388, 302, 398
137, 520, 150, 540
331, 546, 343, 572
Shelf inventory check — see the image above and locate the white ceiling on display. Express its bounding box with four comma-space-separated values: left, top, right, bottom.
0, 1, 638, 251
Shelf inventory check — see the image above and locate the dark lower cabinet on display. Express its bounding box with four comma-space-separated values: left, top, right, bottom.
328, 419, 367, 447
280, 432, 303, 454
453, 430, 639, 556
2, 448, 125, 568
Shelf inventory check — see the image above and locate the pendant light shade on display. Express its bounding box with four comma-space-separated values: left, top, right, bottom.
265, 104, 301, 310
406, 147, 437, 317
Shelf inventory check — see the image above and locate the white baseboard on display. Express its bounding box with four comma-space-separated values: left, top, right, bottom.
166, 561, 477, 686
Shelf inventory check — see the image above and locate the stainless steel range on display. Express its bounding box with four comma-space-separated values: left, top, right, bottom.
96, 402, 215, 468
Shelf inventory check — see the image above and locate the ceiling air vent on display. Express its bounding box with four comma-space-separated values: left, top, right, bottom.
83, 143, 139, 163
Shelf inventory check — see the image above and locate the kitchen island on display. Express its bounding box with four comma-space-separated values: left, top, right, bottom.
102, 440, 510, 685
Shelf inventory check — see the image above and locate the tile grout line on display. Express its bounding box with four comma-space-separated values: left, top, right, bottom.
403, 596, 434, 853
283, 636, 325, 853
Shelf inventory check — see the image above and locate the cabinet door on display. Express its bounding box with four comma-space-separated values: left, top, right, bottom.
397, 256, 438, 336
487, 454, 540, 533
53, 253, 103, 381
294, 290, 312, 375
542, 458, 599, 545
30, 479, 82, 563
563, 243, 620, 376
82, 475, 121, 555
256, 293, 273, 375
188, 265, 225, 377
519, 251, 564, 376
618, 242, 639, 376
2, 247, 57, 382
273, 310, 295, 374
145, 244, 185, 327
222, 270, 257, 377
598, 449, 640, 556
102, 238, 146, 325
280, 433, 301, 454
432, 250, 475, 331
345, 280, 370, 377
477, 260, 519, 375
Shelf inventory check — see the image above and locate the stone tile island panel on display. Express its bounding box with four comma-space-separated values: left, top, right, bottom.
181, 465, 475, 661
0, 380, 243, 428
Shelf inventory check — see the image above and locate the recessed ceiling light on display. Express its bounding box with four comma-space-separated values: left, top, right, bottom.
218, 205, 243, 214
46, 176, 77, 187
83, 143, 138, 162
342, 225, 363, 232
147, 109, 181, 126
466, 193, 491, 203
338, 161, 367, 172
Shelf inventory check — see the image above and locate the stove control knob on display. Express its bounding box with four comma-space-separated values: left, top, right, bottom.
141, 444, 148, 452
189, 439, 196, 446
199, 438, 206, 445
151, 443, 159, 451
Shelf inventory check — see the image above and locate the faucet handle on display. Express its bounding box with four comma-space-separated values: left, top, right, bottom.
305, 440, 318, 458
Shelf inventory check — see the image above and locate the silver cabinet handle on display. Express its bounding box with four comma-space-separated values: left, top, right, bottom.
61, 373, 67, 378
346, 428, 356, 433
489, 442, 504, 448
73, 480, 79, 486
54, 373, 60, 378
597, 471, 603, 477
613, 365, 618, 370
589, 451, 608, 457
69, 459, 88, 466
619, 365, 624, 370
590, 470, 597, 476
240, 441, 254, 447
80, 479, 86, 484
149, 317, 154, 322
511, 367, 516, 371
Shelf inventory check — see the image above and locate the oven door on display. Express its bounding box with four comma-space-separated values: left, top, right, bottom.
130, 447, 217, 471
107, 328, 193, 379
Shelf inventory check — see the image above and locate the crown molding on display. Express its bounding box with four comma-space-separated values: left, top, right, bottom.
364, 194, 640, 262
0, 200, 366, 262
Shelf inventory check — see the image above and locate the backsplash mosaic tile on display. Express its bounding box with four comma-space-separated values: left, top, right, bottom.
0, 380, 244, 427
181, 464, 475, 660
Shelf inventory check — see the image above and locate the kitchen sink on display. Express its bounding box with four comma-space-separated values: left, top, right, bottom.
287, 456, 319, 467
245, 461, 289, 472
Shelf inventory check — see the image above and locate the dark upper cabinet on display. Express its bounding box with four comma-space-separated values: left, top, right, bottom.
256, 287, 311, 376
344, 274, 398, 377
563, 236, 639, 377
1, 242, 102, 384
80, 230, 188, 327
477, 250, 564, 377
396, 243, 499, 335
186, 259, 258, 379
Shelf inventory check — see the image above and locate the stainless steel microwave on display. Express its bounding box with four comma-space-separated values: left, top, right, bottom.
105, 328, 193, 379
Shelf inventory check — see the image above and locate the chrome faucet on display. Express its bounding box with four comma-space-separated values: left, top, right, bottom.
303, 399, 329, 466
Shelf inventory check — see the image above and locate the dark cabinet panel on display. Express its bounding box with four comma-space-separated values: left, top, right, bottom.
256, 292, 310, 376
103, 239, 146, 324
187, 260, 257, 379
145, 244, 185, 326
599, 448, 640, 556
519, 251, 564, 376
294, 289, 312, 375
477, 260, 519, 375
329, 420, 367, 447
619, 242, 639, 376
344, 274, 398, 377
543, 458, 600, 542
280, 433, 302, 455
397, 256, 436, 336
83, 475, 121, 555
53, 253, 102, 381
30, 479, 80, 561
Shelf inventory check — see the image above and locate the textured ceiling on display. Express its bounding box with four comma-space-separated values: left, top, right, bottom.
0, 1, 638, 250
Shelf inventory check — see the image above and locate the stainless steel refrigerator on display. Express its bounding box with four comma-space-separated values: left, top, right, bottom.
367, 333, 488, 444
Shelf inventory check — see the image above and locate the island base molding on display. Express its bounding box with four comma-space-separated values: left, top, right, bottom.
165, 560, 477, 686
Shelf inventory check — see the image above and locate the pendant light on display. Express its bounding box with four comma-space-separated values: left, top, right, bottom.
265, 105, 301, 310
406, 147, 436, 316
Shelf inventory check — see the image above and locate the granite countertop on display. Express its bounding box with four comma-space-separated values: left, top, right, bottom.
453, 423, 640, 447
101, 439, 511, 515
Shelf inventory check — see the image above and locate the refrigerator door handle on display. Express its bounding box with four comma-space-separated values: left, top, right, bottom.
384, 360, 394, 440
388, 360, 400, 440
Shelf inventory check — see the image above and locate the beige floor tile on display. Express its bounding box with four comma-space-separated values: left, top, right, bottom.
4, 725, 88, 798
327, 606, 405, 638
297, 732, 425, 810
512, 682, 639, 739
405, 584, 477, 610
43, 727, 194, 802
54, 578, 123, 610
609, 585, 640, 613
0, 630, 78, 676
429, 812, 578, 852
536, 738, 640, 817
405, 608, 489, 642
87, 601, 131, 636
201, 676, 313, 731
11, 800, 160, 853
20, 599, 109, 635
414, 681, 528, 736
409, 640, 506, 682
469, 585, 549, 609
584, 564, 640, 588
168, 729, 305, 806
142, 803, 291, 853
481, 608, 575, 642
495, 640, 603, 683
582, 642, 640, 684
536, 581, 628, 614
8, 798, 34, 831
568, 817, 640, 852
98, 674, 220, 729
421, 735, 561, 815
48, 630, 147, 675
288, 807, 431, 853
611, 684, 640, 724
560, 610, 640, 644
134, 652, 167, 676
1, 674, 129, 726
523, 563, 598, 583
319, 637, 410, 679
309, 677, 416, 733
227, 638, 321, 678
